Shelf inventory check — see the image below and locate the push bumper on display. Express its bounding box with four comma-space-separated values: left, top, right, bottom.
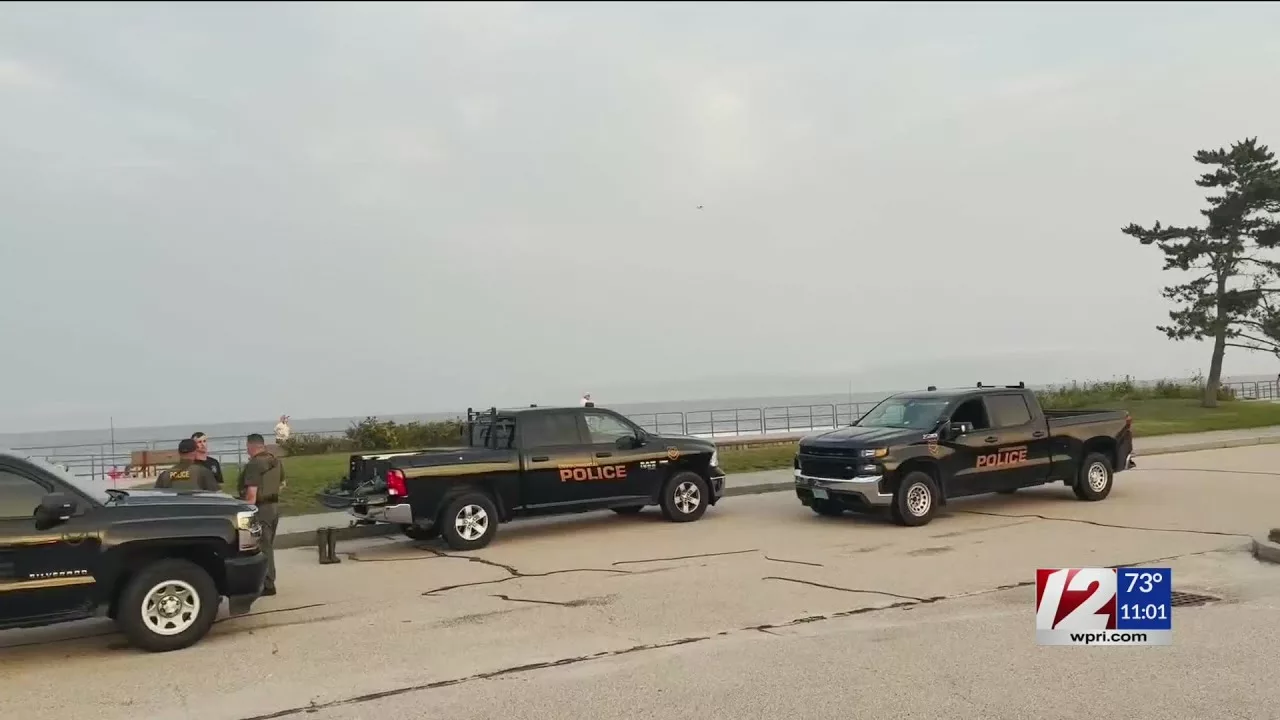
794, 469, 894, 508
708, 466, 726, 503
223, 552, 267, 616
1125, 452, 1137, 470
349, 502, 414, 526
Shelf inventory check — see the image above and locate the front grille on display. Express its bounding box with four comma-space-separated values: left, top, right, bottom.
799, 457, 861, 480
800, 445, 861, 459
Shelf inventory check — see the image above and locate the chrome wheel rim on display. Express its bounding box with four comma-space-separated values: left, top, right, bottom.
674, 481, 701, 514
1087, 463, 1108, 493
905, 483, 931, 517
455, 504, 489, 541
142, 580, 200, 636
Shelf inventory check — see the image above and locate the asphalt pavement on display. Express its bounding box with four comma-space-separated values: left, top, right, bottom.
3, 443, 1280, 720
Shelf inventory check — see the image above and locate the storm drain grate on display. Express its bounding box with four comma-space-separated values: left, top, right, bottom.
1169, 591, 1220, 607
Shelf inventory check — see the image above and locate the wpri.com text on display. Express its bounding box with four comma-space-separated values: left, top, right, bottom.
1035, 568, 1173, 646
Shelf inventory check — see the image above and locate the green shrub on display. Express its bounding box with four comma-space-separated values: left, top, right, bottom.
281, 416, 466, 456
1035, 374, 1236, 409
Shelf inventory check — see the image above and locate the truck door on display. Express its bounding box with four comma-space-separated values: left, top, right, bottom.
517, 411, 605, 509
580, 409, 654, 503
941, 397, 996, 497
982, 392, 1053, 491
0, 466, 100, 627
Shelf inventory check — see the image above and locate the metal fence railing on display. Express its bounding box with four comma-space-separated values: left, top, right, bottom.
14, 380, 1279, 483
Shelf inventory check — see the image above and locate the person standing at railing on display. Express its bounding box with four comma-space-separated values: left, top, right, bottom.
274, 415, 291, 446
154, 439, 219, 492
191, 431, 225, 487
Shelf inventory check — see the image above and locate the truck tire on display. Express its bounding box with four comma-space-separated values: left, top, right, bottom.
115, 558, 220, 653
660, 471, 709, 523
612, 505, 645, 515
440, 492, 499, 551
400, 524, 439, 542
809, 499, 845, 517
1073, 453, 1114, 501
891, 471, 939, 527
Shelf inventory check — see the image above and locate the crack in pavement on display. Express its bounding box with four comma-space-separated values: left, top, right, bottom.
763, 555, 825, 568
236, 546, 1221, 720
422, 568, 628, 597
1130, 467, 1280, 478
0, 602, 332, 650
762, 576, 935, 602
492, 593, 614, 608
236, 635, 712, 720
955, 509, 1251, 538
610, 549, 758, 566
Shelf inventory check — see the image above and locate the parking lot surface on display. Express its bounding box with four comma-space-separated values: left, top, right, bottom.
3, 444, 1280, 720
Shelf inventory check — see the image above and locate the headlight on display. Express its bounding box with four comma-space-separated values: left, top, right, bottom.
236, 508, 259, 531
859, 448, 888, 459
709, 450, 720, 467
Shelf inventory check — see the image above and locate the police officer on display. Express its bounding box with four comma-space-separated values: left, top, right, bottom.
155, 439, 220, 491
237, 433, 284, 596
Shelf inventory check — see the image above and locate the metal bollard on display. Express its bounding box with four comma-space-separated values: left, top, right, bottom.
316, 527, 341, 564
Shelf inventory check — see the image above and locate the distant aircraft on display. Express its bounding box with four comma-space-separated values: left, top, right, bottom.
696, 205, 703, 210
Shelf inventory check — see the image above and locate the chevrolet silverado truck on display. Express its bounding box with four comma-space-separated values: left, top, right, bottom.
348, 405, 726, 550
793, 383, 1135, 527
0, 450, 266, 652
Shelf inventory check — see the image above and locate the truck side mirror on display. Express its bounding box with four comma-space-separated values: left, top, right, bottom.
948, 421, 975, 437
34, 493, 77, 530
615, 435, 642, 449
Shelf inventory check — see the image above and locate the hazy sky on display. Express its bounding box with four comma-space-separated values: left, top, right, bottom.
3, 1, 1280, 432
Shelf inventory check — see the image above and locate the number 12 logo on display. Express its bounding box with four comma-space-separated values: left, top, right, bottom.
1035, 568, 1117, 630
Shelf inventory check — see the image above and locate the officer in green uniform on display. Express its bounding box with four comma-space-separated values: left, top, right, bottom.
155, 438, 220, 491
237, 433, 284, 596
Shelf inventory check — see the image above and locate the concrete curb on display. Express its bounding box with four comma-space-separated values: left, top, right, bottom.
1251, 531, 1280, 565
272, 431, 1280, 549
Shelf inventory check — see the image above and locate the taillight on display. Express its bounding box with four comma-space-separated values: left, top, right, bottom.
1124, 412, 1132, 430
385, 469, 407, 497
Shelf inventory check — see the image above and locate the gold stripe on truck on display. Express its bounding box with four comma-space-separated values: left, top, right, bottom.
0, 576, 97, 593
403, 462, 520, 479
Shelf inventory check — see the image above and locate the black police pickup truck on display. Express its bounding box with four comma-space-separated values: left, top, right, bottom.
343, 405, 726, 550
794, 384, 1135, 527
0, 451, 267, 652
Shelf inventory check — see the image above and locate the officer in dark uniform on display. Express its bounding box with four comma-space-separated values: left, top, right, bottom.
237, 433, 284, 596
155, 439, 220, 491
191, 432, 225, 486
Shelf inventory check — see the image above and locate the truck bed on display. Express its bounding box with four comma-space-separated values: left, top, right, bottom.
1044, 408, 1127, 427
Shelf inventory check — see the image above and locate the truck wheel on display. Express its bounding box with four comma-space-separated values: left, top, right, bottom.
612, 505, 645, 515
440, 492, 499, 551
809, 499, 845, 517
400, 524, 439, 542
891, 471, 939, 527
1073, 453, 1113, 501
115, 559, 220, 653
660, 472, 709, 523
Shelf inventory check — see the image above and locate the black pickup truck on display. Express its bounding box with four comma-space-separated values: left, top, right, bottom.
794, 384, 1135, 527
346, 405, 726, 550
0, 451, 267, 652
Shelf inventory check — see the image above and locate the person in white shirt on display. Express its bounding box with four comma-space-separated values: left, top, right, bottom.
580, 393, 594, 408
274, 415, 291, 445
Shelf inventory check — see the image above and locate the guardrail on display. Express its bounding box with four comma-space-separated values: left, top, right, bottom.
14, 402, 881, 483
15, 381, 1278, 483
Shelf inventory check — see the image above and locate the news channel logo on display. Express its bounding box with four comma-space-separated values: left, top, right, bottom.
1035, 567, 1173, 646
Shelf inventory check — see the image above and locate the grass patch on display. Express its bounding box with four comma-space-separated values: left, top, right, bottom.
250, 396, 1280, 516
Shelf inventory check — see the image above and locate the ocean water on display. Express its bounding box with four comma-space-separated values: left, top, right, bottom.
6, 372, 1276, 480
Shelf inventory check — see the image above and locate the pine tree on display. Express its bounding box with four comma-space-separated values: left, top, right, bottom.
1123, 138, 1280, 407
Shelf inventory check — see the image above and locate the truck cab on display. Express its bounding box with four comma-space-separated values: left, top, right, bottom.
350, 405, 726, 550
0, 451, 267, 652
794, 383, 1134, 526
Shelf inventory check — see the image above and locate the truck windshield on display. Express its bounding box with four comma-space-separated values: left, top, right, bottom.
470, 417, 515, 449
855, 398, 951, 430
